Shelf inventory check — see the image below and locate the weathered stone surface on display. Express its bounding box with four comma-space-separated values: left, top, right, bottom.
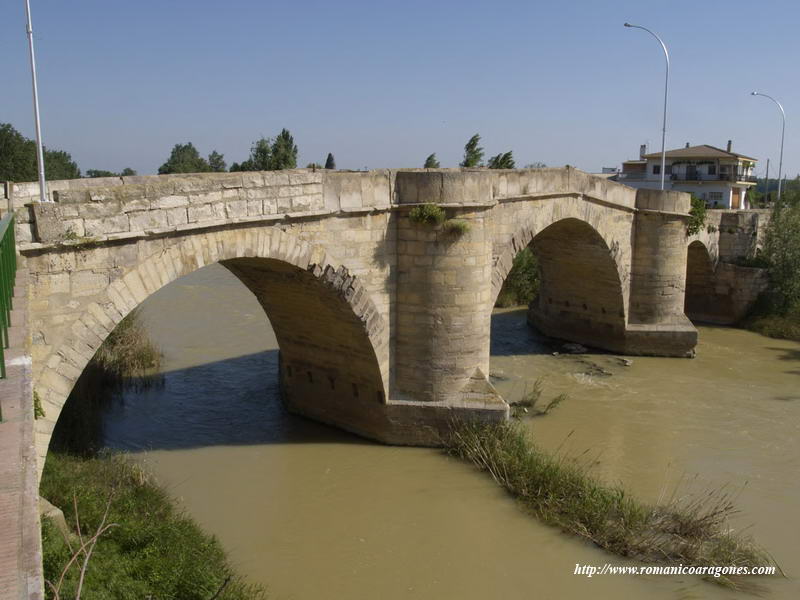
10, 167, 770, 483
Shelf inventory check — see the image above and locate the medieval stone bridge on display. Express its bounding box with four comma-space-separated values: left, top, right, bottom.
1, 167, 771, 597
5, 167, 772, 467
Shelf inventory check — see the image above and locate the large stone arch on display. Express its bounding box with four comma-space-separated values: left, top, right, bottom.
684, 240, 717, 322
491, 215, 628, 351
34, 226, 389, 469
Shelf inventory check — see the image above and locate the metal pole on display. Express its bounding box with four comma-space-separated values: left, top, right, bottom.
24, 0, 48, 203
751, 92, 785, 206
625, 23, 670, 191
764, 158, 770, 206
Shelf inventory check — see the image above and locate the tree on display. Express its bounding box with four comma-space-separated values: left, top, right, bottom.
207, 150, 227, 172
325, 153, 336, 170
762, 202, 800, 313
306, 162, 323, 169
270, 129, 298, 170
687, 194, 707, 236
424, 153, 440, 168
85, 169, 118, 178
120, 167, 137, 176
487, 151, 515, 169
232, 137, 272, 171
157, 142, 211, 174
524, 162, 547, 169
460, 134, 484, 168
0, 123, 81, 181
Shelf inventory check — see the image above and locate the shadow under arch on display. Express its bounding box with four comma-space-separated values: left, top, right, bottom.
684, 240, 717, 323
492, 217, 627, 351
36, 227, 389, 471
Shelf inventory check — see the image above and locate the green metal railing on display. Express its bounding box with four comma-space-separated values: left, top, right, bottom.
0, 212, 17, 381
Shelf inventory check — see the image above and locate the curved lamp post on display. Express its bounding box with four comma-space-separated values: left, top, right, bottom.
751, 91, 786, 206
625, 22, 670, 191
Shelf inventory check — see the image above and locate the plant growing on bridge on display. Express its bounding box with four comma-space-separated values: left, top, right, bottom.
687, 194, 707, 236
442, 219, 471, 236
460, 134, 484, 168
409, 203, 446, 226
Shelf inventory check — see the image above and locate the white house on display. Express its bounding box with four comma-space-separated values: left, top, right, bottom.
615, 141, 758, 209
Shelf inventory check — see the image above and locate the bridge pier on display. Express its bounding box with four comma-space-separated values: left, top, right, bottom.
392, 171, 507, 423
624, 189, 698, 356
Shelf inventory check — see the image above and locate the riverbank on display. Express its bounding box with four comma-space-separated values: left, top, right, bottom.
40, 451, 267, 599
447, 420, 779, 589
743, 304, 800, 342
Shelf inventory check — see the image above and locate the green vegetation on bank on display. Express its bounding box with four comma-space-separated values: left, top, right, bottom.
50, 309, 161, 455
447, 421, 779, 589
744, 198, 800, 341
495, 247, 539, 308
44, 310, 266, 598
41, 453, 267, 600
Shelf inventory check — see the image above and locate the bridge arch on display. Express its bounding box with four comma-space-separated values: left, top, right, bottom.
34, 227, 389, 467
684, 240, 716, 323
492, 215, 628, 350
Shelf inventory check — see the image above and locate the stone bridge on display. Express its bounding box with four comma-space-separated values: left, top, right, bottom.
1, 167, 771, 598
3, 167, 772, 471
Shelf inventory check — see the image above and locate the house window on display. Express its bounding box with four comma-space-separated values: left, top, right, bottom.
652, 164, 660, 175
708, 192, 723, 207
665, 165, 672, 175
708, 164, 716, 175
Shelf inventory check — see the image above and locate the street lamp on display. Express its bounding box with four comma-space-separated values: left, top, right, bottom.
624, 22, 670, 191
751, 91, 786, 206
24, 0, 48, 202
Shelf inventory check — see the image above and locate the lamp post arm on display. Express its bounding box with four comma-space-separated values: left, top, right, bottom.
625, 23, 670, 190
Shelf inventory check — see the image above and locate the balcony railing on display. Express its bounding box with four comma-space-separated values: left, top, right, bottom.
618, 172, 757, 183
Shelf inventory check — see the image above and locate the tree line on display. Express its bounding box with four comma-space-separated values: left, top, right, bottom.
424, 133, 546, 170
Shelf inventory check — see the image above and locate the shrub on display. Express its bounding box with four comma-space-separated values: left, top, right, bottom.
495, 248, 539, 307
408, 203, 446, 226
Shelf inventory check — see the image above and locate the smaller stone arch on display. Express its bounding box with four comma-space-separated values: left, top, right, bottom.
684, 240, 718, 322
492, 216, 628, 351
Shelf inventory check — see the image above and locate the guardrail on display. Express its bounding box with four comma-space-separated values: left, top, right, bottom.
1, 212, 17, 382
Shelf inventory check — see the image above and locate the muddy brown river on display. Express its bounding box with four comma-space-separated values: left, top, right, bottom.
100, 264, 800, 599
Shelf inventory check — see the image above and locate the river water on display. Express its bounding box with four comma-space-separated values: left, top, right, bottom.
100, 264, 800, 599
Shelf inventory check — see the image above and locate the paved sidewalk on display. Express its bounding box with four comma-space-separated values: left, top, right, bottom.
0, 270, 43, 600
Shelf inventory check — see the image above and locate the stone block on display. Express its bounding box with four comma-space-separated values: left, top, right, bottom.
129, 210, 168, 231
31, 202, 65, 243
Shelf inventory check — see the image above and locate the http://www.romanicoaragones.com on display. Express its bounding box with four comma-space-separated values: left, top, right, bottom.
573, 563, 777, 578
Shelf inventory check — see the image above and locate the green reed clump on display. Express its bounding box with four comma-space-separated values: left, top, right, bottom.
446, 420, 780, 589
41, 452, 267, 600
91, 308, 161, 377
50, 309, 162, 456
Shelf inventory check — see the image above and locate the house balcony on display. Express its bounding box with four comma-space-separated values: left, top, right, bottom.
670, 173, 757, 183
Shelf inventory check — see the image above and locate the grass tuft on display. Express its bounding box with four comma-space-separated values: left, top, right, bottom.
408, 203, 446, 226
442, 219, 471, 235
446, 420, 780, 589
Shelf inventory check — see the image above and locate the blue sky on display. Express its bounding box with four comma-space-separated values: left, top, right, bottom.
1, 0, 797, 177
